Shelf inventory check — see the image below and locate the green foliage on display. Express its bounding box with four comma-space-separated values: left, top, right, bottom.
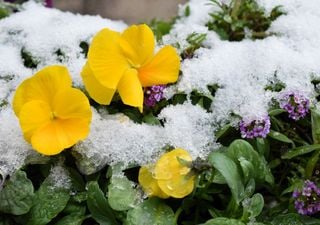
108, 176, 140, 211
0, 170, 34, 215
149, 19, 174, 42
87, 181, 119, 225
0, 2, 21, 19
209, 151, 244, 204
21, 48, 39, 69
26, 177, 70, 225
181, 32, 207, 59
201, 218, 246, 225
226, 140, 273, 185
207, 0, 284, 41
269, 213, 320, 225
126, 198, 175, 225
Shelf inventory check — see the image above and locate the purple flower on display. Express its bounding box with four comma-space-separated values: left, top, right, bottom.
4, 0, 52, 7
144, 85, 166, 108
45, 0, 53, 8
292, 180, 320, 215
279, 91, 310, 120
239, 115, 271, 139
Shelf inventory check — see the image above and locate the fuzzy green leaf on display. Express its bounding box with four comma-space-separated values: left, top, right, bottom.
108, 176, 140, 211
268, 130, 294, 144
227, 140, 274, 185
208, 151, 244, 204
126, 198, 174, 225
87, 181, 119, 225
201, 218, 245, 225
26, 180, 70, 225
0, 170, 34, 215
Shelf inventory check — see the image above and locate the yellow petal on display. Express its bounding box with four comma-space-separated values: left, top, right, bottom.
157, 173, 195, 198
119, 24, 155, 67
53, 88, 92, 121
154, 148, 192, 180
88, 28, 129, 89
138, 166, 169, 199
154, 148, 194, 198
18, 100, 52, 142
81, 62, 116, 105
138, 46, 180, 87
31, 118, 90, 155
117, 68, 143, 112
13, 65, 72, 116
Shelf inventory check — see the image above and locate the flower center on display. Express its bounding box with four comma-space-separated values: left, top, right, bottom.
127, 59, 141, 69
51, 111, 57, 120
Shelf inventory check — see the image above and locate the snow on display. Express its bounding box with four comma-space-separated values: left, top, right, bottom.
47, 165, 71, 190
0, 1, 126, 86
1, 0, 320, 175
164, 0, 320, 124
74, 104, 215, 173
0, 107, 33, 178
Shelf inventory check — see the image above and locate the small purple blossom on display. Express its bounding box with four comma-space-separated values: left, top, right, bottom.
144, 85, 166, 107
279, 91, 310, 120
292, 180, 320, 215
239, 115, 271, 139
4, 0, 52, 7
45, 0, 53, 8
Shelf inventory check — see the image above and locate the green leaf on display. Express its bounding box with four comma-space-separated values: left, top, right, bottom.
126, 198, 175, 225
201, 218, 245, 225
238, 158, 254, 184
305, 150, 320, 178
227, 140, 274, 185
27, 180, 70, 225
87, 181, 119, 225
54, 214, 86, 225
268, 130, 294, 145
281, 144, 320, 159
215, 124, 232, 140
142, 113, 161, 126
311, 109, 320, 144
66, 167, 85, 191
268, 109, 285, 116
246, 193, 264, 218
243, 178, 255, 199
208, 151, 244, 204
281, 179, 303, 196
256, 138, 270, 157
108, 176, 140, 211
0, 170, 34, 215
270, 213, 320, 225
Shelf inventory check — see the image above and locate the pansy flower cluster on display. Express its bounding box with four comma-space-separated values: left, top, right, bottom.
293, 180, 320, 215
279, 91, 310, 120
12, 24, 180, 156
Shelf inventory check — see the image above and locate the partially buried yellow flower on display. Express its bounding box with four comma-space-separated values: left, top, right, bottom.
81, 24, 180, 112
13, 65, 92, 156
139, 148, 195, 199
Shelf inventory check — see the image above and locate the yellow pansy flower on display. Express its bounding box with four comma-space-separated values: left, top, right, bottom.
138, 165, 169, 199
13, 65, 92, 156
138, 148, 195, 199
81, 24, 180, 112
155, 149, 195, 198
